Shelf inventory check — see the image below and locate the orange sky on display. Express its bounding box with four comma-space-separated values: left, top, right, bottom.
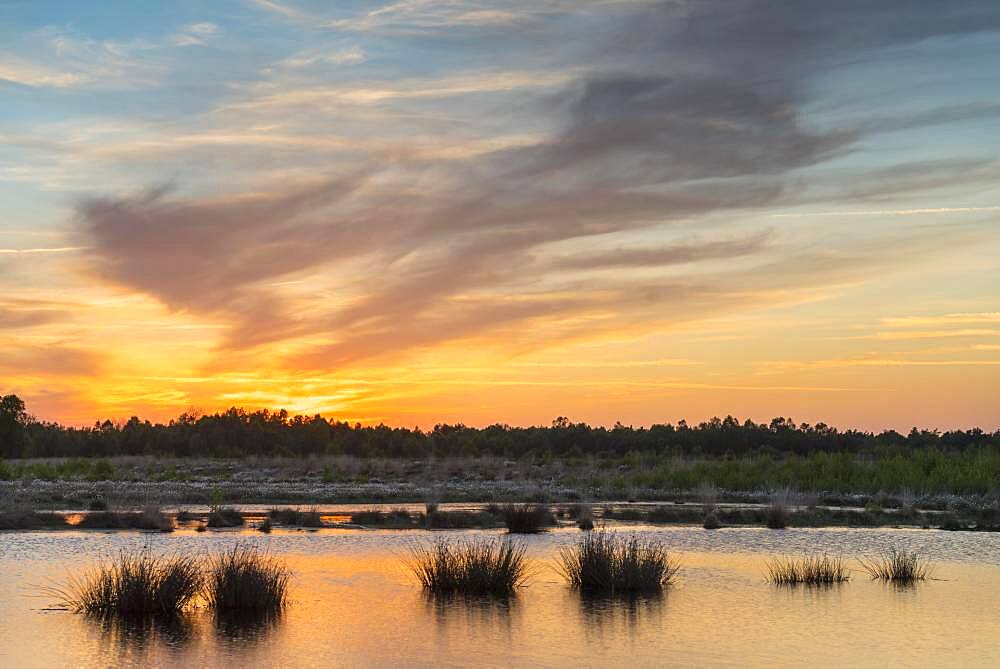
2, 1, 999, 431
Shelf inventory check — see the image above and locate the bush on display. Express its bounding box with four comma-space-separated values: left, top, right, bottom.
53, 551, 201, 617
558, 531, 680, 594
206, 546, 289, 612
765, 555, 850, 585
858, 549, 931, 583
501, 504, 553, 534
407, 538, 528, 595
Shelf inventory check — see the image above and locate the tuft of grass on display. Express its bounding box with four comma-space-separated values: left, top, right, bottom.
407, 537, 529, 596
858, 548, 932, 583
258, 518, 272, 533
76, 507, 173, 532
206, 546, 290, 612
558, 531, 680, 594
765, 555, 850, 585
207, 507, 245, 528
766, 488, 794, 529
0, 510, 69, 530
53, 551, 201, 618
702, 511, 721, 530
268, 508, 324, 527
501, 503, 553, 534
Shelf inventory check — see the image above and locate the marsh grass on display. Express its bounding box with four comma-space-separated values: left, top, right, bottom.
351, 508, 419, 528
501, 503, 553, 534
268, 508, 323, 527
765, 555, 850, 585
76, 507, 173, 532
0, 510, 69, 530
559, 531, 680, 594
858, 549, 932, 583
407, 538, 529, 596
51, 551, 201, 617
206, 546, 290, 612
207, 507, 245, 528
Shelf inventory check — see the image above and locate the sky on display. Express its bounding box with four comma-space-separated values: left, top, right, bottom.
1, 0, 999, 431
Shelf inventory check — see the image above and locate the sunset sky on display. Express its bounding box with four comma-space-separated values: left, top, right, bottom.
2, 1, 999, 431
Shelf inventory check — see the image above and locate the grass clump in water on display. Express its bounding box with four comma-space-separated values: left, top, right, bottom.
765, 555, 850, 585
207, 507, 245, 528
858, 548, 931, 583
558, 531, 680, 594
54, 551, 201, 618
206, 546, 290, 612
268, 507, 324, 527
408, 537, 529, 596
501, 503, 553, 534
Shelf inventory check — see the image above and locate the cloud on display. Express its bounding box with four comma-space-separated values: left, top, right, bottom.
175, 22, 219, 47
70, 0, 1000, 374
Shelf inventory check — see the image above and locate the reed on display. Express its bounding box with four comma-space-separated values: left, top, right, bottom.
558, 531, 679, 594
407, 537, 529, 595
53, 551, 201, 617
858, 548, 931, 583
268, 508, 323, 527
765, 555, 850, 585
206, 546, 290, 612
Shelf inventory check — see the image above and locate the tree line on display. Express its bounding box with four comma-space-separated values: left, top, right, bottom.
1, 394, 998, 460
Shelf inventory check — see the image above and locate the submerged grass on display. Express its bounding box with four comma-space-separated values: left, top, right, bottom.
206, 546, 289, 612
765, 555, 850, 585
407, 537, 529, 596
53, 551, 201, 617
559, 531, 680, 594
858, 548, 932, 583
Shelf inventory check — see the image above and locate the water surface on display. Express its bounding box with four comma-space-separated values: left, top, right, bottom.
1, 527, 997, 667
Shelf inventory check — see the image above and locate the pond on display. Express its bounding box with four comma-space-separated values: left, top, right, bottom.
1, 526, 998, 667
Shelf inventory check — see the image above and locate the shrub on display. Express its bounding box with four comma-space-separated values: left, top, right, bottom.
858, 549, 931, 583
501, 504, 553, 534
558, 531, 680, 594
407, 538, 528, 596
206, 546, 289, 612
765, 555, 850, 585
53, 551, 201, 618
207, 507, 244, 528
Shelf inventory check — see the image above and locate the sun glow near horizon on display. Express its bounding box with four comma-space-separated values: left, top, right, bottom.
2, 2, 999, 432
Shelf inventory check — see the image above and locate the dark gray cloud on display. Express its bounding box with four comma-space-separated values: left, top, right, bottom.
73, 1, 1000, 368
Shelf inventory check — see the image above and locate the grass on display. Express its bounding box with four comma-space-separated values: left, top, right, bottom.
207, 507, 245, 528
558, 531, 680, 594
501, 503, 553, 534
765, 555, 850, 585
858, 548, 932, 583
407, 537, 529, 596
0, 510, 69, 530
75, 507, 173, 532
268, 507, 324, 527
53, 551, 201, 617
206, 546, 290, 612
350, 508, 420, 528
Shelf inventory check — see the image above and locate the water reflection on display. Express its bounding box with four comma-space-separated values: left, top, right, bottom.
423, 592, 518, 643
214, 609, 283, 647
89, 613, 195, 649
576, 591, 666, 640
